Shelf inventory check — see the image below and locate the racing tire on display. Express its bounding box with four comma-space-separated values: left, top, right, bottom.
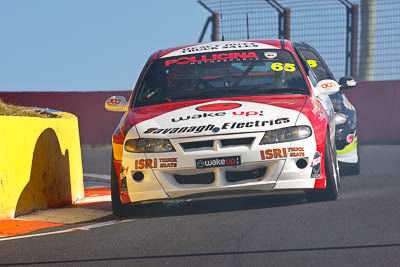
111, 157, 144, 217
339, 148, 360, 176
306, 133, 340, 202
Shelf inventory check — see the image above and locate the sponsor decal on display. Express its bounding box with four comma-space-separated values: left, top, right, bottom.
346, 133, 354, 144
260, 147, 305, 160
311, 97, 325, 122
144, 124, 215, 135
172, 112, 226, 122
165, 52, 259, 67
264, 51, 277, 59
346, 80, 357, 87
233, 111, 264, 116
196, 156, 241, 169
321, 82, 336, 89
171, 110, 265, 122
221, 118, 290, 129
179, 42, 260, 54
119, 165, 129, 192
134, 158, 178, 170
145, 118, 290, 135
311, 152, 322, 178
107, 99, 121, 105
196, 103, 241, 112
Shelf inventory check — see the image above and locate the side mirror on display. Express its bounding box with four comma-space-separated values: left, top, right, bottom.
105, 96, 128, 112
339, 76, 357, 89
314, 79, 340, 96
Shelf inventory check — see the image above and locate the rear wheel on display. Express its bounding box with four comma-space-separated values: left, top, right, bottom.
111, 158, 144, 217
306, 133, 340, 202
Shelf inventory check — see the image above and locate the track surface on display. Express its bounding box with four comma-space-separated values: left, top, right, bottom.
1, 145, 400, 266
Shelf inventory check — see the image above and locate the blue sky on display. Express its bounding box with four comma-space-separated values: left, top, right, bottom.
0, 0, 210, 91
1, 1, 397, 91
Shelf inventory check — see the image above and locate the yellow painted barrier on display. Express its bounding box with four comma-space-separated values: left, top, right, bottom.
0, 112, 84, 220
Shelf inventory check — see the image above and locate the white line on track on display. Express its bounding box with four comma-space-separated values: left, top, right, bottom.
83, 173, 110, 180
0, 219, 132, 242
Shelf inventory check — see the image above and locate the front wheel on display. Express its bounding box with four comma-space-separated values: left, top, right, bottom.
306, 133, 340, 202
111, 158, 144, 217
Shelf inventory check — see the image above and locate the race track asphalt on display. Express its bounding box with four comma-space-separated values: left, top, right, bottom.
1, 145, 400, 266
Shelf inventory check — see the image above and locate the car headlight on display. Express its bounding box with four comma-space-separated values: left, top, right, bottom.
335, 112, 348, 125
125, 139, 175, 153
259, 126, 312, 145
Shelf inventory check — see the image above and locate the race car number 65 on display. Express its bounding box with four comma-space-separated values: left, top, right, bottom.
271, 62, 296, 72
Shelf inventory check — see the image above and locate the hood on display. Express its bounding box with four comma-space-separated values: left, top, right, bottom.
133, 97, 307, 139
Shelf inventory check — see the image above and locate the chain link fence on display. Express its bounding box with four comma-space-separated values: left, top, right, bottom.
367, 1, 400, 81
200, 0, 400, 81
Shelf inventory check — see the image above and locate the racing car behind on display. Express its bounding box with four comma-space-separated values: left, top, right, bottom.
294, 42, 359, 175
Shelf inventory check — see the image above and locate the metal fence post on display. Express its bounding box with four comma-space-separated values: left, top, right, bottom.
351, 4, 359, 80
359, 0, 375, 81
339, 0, 359, 80
212, 12, 220, 41
198, 1, 219, 42
284, 8, 291, 40
265, 0, 291, 39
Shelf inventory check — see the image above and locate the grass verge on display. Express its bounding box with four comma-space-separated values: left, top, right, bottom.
0, 99, 58, 118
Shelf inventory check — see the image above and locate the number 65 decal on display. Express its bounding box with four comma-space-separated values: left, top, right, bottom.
271, 62, 296, 72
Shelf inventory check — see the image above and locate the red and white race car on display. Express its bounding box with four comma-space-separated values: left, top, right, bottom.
105, 39, 341, 217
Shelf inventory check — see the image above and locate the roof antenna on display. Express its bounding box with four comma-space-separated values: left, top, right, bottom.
219, 0, 225, 41
246, 0, 250, 39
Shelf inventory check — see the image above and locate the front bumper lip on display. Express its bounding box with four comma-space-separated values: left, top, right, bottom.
121, 132, 318, 203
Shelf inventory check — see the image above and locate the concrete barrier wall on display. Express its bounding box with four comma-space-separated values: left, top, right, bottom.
0, 112, 84, 220
0, 80, 398, 144
344, 80, 400, 143
0, 91, 131, 145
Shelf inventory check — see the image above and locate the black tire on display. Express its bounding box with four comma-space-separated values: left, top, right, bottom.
339, 147, 360, 176
111, 158, 144, 217
306, 133, 340, 202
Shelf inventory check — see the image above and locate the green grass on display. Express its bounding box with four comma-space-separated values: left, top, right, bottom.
0, 99, 57, 118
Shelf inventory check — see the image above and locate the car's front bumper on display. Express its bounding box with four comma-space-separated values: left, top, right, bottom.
119, 132, 325, 203
336, 131, 358, 164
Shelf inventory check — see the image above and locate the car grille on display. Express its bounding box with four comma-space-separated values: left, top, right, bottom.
174, 172, 215, 184
180, 140, 214, 150
226, 167, 266, 182
220, 137, 254, 147
179, 137, 255, 152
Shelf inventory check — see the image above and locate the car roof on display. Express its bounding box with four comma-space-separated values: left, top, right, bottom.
154, 39, 294, 60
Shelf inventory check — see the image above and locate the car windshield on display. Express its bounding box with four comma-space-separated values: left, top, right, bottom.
134, 49, 308, 107
299, 49, 334, 82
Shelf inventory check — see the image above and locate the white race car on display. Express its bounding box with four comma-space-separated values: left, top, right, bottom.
105, 40, 341, 217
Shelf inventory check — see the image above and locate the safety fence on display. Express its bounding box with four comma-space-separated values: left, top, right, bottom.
199, 0, 400, 82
